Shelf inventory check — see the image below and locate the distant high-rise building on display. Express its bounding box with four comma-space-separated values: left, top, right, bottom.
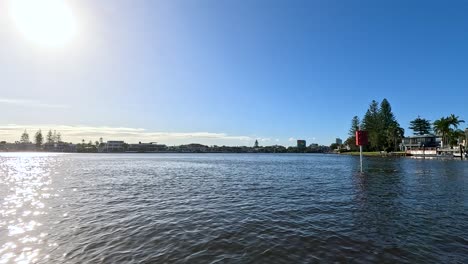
336, 138, 343, 145
254, 140, 259, 148
297, 140, 306, 149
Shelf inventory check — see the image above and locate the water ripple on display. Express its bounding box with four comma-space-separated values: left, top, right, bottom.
0, 153, 467, 263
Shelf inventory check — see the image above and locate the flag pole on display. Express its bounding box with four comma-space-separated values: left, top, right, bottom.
360, 145, 363, 173
359, 126, 363, 173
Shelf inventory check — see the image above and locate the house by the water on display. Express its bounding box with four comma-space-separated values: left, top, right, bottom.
402, 134, 440, 149
402, 134, 466, 157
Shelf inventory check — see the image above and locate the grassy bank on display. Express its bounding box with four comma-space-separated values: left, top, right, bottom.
339, 151, 406, 157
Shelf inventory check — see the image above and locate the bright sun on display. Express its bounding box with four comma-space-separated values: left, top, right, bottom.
9, 0, 77, 47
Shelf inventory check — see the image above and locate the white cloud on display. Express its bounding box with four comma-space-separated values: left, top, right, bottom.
288, 137, 296, 142
0, 98, 69, 108
0, 124, 261, 146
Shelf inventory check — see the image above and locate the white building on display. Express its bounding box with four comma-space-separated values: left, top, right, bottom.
99, 141, 125, 152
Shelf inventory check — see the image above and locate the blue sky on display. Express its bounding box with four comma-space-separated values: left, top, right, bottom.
0, 0, 467, 145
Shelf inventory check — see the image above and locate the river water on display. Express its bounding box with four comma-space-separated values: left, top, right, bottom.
0, 153, 467, 263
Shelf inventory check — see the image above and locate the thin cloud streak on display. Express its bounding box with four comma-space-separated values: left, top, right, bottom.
0, 98, 69, 108
0, 124, 271, 145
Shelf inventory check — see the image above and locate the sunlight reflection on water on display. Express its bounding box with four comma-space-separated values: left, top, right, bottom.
0, 153, 467, 263
0, 153, 60, 264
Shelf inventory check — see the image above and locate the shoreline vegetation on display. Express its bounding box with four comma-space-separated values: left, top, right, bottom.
1, 99, 466, 155
339, 98, 466, 153
339, 151, 407, 157
1, 130, 332, 153
0, 148, 334, 154
0, 147, 406, 157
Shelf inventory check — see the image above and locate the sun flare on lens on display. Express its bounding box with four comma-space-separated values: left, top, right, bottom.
9, 0, 77, 47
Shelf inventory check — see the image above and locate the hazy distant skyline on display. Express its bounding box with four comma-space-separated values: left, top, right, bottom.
1, 0, 467, 146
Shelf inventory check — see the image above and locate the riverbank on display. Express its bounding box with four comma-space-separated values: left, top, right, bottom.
339, 151, 407, 157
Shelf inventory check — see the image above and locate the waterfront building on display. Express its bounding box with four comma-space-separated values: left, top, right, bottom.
100, 141, 125, 152
336, 138, 343, 145
127, 142, 167, 152
297, 140, 306, 149
402, 134, 440, 150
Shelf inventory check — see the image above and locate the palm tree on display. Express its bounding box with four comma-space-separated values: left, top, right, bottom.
434, 114, 466, 148
447, 115, 465, 146
448, 129, 465, 147
447, 114, 465, 129
434, 117, 450, 147
395, 126, 405, 150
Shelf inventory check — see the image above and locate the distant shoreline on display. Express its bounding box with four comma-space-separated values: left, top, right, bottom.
0, 150, 410, 158
339, 151, 407, 157
0, 151, 335, 154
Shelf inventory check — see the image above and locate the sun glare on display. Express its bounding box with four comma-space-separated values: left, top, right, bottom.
9, 0, 77, 47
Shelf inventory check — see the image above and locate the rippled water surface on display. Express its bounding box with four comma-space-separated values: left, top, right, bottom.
0, 153, 467, 263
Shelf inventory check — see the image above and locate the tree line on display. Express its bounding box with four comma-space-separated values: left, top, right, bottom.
18, 130, 105, 152
410, 114, 465, 147
20, 129, 62, 147
344, 99, 404, 152
344, 99, 465, 151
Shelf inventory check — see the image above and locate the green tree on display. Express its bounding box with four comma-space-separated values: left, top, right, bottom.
349, 116, 360, 137
20, 130, 30, 143
447, 114, 465, 147
434, 115, 465, 147
344, 137, 358, 151
378, 99, 404, 151
46, 130, 54, 144
361, 99, 402, 151
447, 114, 465, 130
409, 116, 432, 135
379, 99, 397, 150
345, 116, 360, 151
56, 132, 62, 143
448, 129, 465, 147
52, 130, 58, 143
34, 130, 43, 148
386, 123, 405, 151
330, 143, 339, 150
362, 100, 382, 151
379, 99, 396, 127
433, 117, 450, 147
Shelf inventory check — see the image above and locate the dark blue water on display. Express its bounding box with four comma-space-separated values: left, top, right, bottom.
0, 153, 467, 263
